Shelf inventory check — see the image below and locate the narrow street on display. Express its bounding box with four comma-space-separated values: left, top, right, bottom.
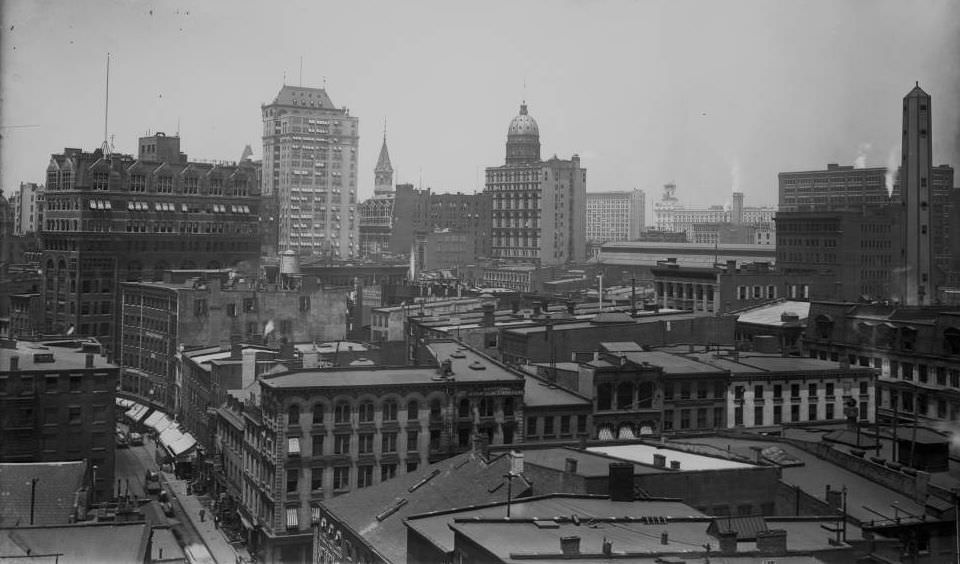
116, 423, 219, 563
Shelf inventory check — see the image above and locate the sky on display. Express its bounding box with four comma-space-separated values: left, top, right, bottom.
2, 0, 959, 221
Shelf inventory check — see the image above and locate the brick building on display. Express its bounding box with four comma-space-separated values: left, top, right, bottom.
120, 269, 348, 413
0, 337, 117, 501
40, 134, 261, 355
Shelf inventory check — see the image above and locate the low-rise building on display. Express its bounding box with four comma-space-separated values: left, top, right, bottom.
227, 340, 527, 563
0, 338, 117, 501
370, 297, 488, 344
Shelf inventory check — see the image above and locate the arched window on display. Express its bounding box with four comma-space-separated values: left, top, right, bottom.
429, 399, 442, 422
334, 401, 350, 424
458, 398, 471, 418
617, 382, 633, 410
814, 315, 834, 340
479, 398, 494, 417
382, 400, 398, 422
407, 400, 419, 421
312, 403, 325, 425
358, 401, 374, 423
287, 404, 300, 426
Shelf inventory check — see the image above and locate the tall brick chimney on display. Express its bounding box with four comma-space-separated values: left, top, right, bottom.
756, 530, 787, 555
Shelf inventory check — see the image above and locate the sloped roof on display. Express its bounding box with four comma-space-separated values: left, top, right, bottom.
321, 452, 527, 564
271, 85, 335, 108
0, 461, 86, 526
707, 515, 768, 540
375, 137, 393, 173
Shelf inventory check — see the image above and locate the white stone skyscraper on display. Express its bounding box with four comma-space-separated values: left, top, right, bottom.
262, 85, 359, 257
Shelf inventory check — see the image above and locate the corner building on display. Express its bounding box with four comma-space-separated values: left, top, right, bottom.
485, 103, 586, 265
261, 85, 359, 257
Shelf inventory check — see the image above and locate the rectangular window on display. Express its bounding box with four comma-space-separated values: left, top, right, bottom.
560, 415, 571, 435
334, 434, 350, 455
790, 384, 800, 398
791, 404, 800, 422
311, 468, 323, 491
697, 408, 707, 428
68, 406, 82, 425
382, 432, 397, 453
773, 405, 782, 424
826, 383, 835, 398
774, 385, 783, 399
406, 461, 419, 473
333, 466, 350, 490
663, 383, 674, 401
381, 463, 397, 482
286, 469, 298, 493
754, 385, 763, 399
826, 403, 835, 419
312, 434, 324, 457
808, 383, 817, 398
663, 409, 674, 430
357, 465, 373, 488
680, 409, 691, 429
526, 416, 538, 436
543, 417, 555, 436
45, 376, 58, 393
358, 433, 373, 454
754, 405, 764, 426
577, 415, 587, 433
69, 375, 82, 393
407, 430, 419, 452
808, 404, 818, 421
680, 383, 691, 400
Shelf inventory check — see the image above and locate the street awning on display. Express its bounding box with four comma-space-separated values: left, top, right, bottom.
116, 398, 135, 409
126, 404, 151, 423
598, 426, 615, 441
144, 411, 176, 433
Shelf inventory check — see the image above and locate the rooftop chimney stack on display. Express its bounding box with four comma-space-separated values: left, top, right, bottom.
756, 530, 788, 555
564, 458, 579, 474
717, 531, 738, 555
482, 303, 495, 327
560, 536, 581, 556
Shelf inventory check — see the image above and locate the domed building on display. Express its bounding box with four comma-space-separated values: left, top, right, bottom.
505, 102, 541, 165
482, 102, 587, 269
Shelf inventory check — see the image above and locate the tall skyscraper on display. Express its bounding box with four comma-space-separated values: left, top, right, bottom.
900, 83, 933, 305
261, 85, 359, 257
485, 103, 586, 265
586, 190, 645, 243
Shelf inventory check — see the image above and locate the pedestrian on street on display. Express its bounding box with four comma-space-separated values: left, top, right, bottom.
199, 508, 206, 522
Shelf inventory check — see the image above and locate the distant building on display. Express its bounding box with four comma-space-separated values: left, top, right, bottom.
653, 184, 775, 240
10, 182, 44, 235
370, 297, 489, 343
778, 163, 890, 212
585, 189, 645, 243
41, 134, 261, 355
485, 103, 586, 265
261, 85, 359, 257
775, 207, 902, 302
120, 269, 348, 413
734, 300, 810, 354
225, 341, 526, 563
0, 338, 117, 501
597, 241, 777, 284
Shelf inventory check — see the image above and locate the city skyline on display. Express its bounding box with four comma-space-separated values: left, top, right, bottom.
2, 0, 959, 211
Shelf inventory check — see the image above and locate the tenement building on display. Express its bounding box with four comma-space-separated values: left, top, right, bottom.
485, 103, 586, 266
585, 189, 645, 243
41, 134, 261, 355
0, 337, 118, 501
223, 340, 525, 563
805, 301, 960, 428
261, 85, 359, 257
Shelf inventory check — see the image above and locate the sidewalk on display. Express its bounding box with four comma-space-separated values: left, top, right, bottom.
163, 471, 252, 564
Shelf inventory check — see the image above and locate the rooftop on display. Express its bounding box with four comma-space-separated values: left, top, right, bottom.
0, 339, 114, 372
618, 350, 727, 376
0, 461, 87, 526
736, 301, 811, 326
321, 452, 526, 564
0, 522, 150, 563
586, 444, 756, 471
520, 447, 667, 477
504, 311, 703, 336
523, 374, 591, 408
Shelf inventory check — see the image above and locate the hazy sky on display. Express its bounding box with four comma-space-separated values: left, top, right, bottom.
2, 0, 959, 218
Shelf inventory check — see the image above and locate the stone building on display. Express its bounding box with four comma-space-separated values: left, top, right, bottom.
261, 85, 359, 257
485, 103, 586, 265
585, 189, 645, 243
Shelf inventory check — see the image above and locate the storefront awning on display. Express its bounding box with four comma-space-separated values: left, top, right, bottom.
159, 426, 197, 457
144, 411, 176, 433
126, 404, 151, 423
598, 426, 615, 441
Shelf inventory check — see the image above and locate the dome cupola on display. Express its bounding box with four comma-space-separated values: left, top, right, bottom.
505, 102, 541, 165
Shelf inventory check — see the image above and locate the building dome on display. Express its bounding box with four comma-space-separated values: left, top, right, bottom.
507, 103, 539, 137
505, 102, 541, 165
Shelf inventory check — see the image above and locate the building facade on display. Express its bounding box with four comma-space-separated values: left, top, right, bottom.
227, 341, 525, 563
778, 163, 890, 212
120, 270, 348, 413
261, 85, 359, 257
585, 189, 645, 243
40, 135, 261, 355
0, 338, 118, 501
653, 184, 776, 238
485, 103, 586, 266
900, 83, 934, 305
804, 301, 960, 428
11, 182, 44, 236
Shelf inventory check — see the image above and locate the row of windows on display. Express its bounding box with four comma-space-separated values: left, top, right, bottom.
287, 396, 517, 426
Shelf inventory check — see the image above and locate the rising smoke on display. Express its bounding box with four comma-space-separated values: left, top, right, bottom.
853, 142, 872, 169
884, 145, 900, 198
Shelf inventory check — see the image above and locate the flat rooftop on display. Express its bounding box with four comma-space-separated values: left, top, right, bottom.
586, 444, 756, 470
0, 340, 114, 372
523, 374, 591, 408
737, 301, 811, 326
